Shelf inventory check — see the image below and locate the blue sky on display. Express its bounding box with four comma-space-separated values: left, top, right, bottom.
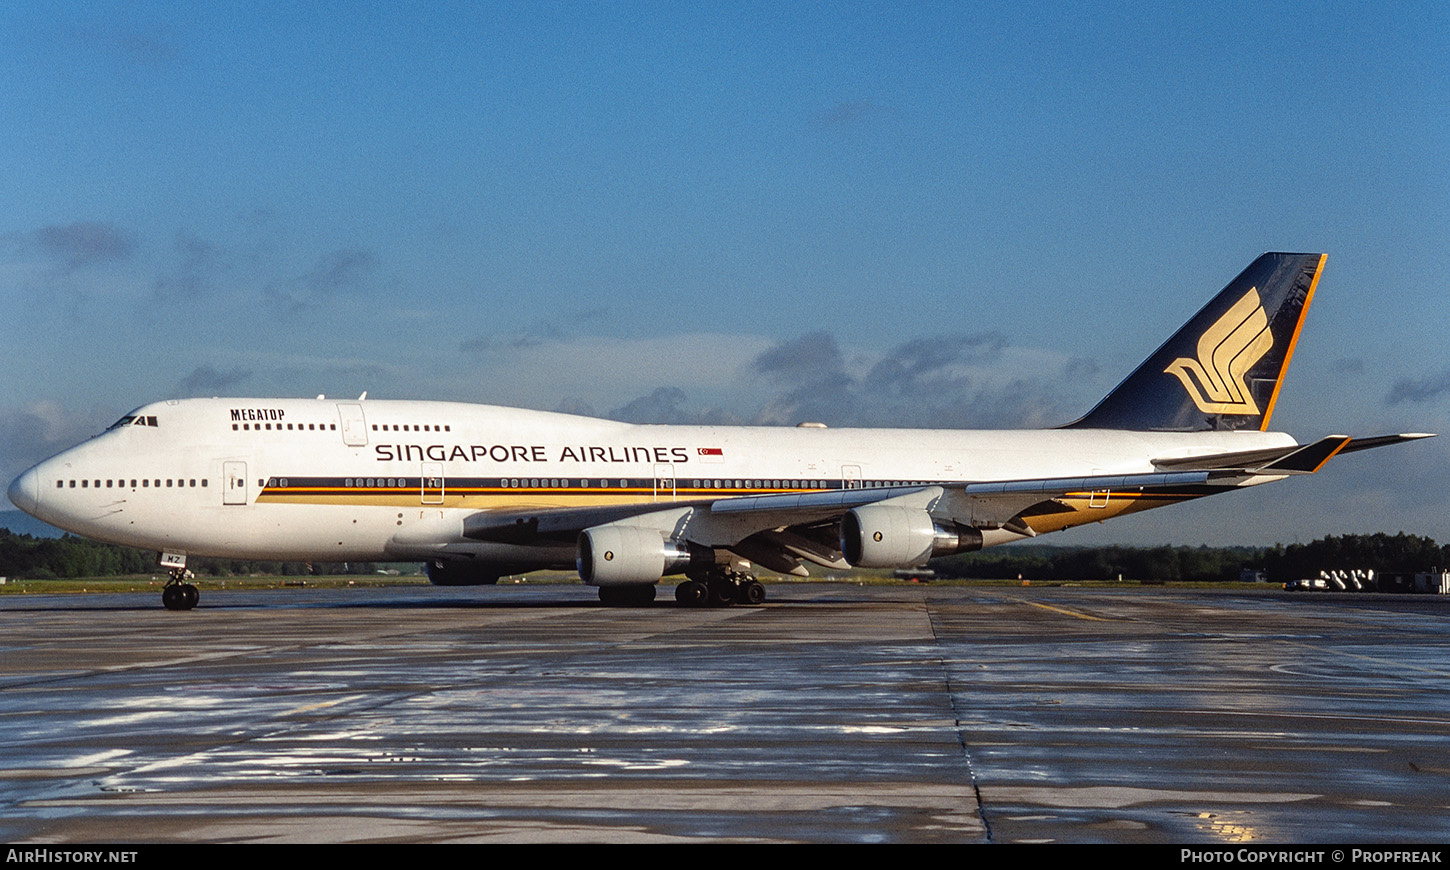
2, 1, 1447, 546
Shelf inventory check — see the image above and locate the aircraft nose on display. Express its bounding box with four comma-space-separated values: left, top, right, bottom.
8, 465, 40, 516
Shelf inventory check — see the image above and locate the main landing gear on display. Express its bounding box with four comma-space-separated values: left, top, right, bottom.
595, 572, 766, 607
673, 568, 765, 608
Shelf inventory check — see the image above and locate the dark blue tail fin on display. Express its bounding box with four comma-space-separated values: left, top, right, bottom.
1066, 252, 1326, 432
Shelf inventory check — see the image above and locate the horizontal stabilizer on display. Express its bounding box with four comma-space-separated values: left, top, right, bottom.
1256, 435, 1349, 474
1154, 433, 1433, 475
1339, 433, 1436, 454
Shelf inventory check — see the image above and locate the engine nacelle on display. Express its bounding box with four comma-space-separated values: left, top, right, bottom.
577, 526, 693, 586
840, 505, 984, 568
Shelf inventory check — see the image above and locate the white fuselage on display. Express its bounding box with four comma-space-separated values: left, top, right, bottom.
8, 397, 1294, 564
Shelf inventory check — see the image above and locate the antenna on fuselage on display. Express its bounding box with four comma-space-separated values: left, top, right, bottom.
357, 391, 367, 400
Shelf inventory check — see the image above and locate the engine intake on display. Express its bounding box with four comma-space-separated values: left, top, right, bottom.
840, 505, 983, 568
577, 526, 694, 586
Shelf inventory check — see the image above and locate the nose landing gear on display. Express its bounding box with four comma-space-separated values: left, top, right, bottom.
162, 577, 199, 610
159, 553, 198, 610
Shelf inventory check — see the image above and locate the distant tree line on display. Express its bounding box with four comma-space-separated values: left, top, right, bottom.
932, 533, 1450, 583
0, 529, 412, 580
2, 527, 1445, 584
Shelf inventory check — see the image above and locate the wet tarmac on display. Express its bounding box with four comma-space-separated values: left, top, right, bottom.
0, 583, 1447, 843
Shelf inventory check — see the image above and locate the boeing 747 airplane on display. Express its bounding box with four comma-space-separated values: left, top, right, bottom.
6, 253, 1431, 609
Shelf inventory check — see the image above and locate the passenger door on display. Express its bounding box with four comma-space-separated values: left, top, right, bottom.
223, 461, 248, 505
338, 403, 368, 447
422, 461, 444, 505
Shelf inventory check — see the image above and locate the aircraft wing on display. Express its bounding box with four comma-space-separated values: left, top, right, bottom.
453, 432, 1430, 575
456, 472, 1210, 564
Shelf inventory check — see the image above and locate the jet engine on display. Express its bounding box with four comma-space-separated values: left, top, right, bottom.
840, 505, 983, 568
577, 525, 695, 586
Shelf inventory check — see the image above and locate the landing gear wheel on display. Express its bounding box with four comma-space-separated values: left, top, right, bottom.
707, 576, 737, 607
675, 579, 708, 606
162, 583, 197, 611
739, 579, 766, 606
598, 585, 657, 606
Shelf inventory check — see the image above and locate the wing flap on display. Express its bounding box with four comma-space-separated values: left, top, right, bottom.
462, 500, 711, 544
706, 485, 930, 515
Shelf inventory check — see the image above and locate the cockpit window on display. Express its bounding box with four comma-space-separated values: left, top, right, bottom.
106, 415, 158, 430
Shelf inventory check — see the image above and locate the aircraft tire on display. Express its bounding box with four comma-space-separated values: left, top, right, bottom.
675, 580, 708, 606
182, 584, 199, 609
162, 585, 189, 611
707, 577, 737, 607
739, 579, 766, 606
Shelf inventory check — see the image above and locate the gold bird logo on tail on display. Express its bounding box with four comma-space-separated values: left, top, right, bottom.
1164, 287, 1273, 415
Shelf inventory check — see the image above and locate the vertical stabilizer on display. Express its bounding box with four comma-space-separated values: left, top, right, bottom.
1066, 252, 1325, 432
